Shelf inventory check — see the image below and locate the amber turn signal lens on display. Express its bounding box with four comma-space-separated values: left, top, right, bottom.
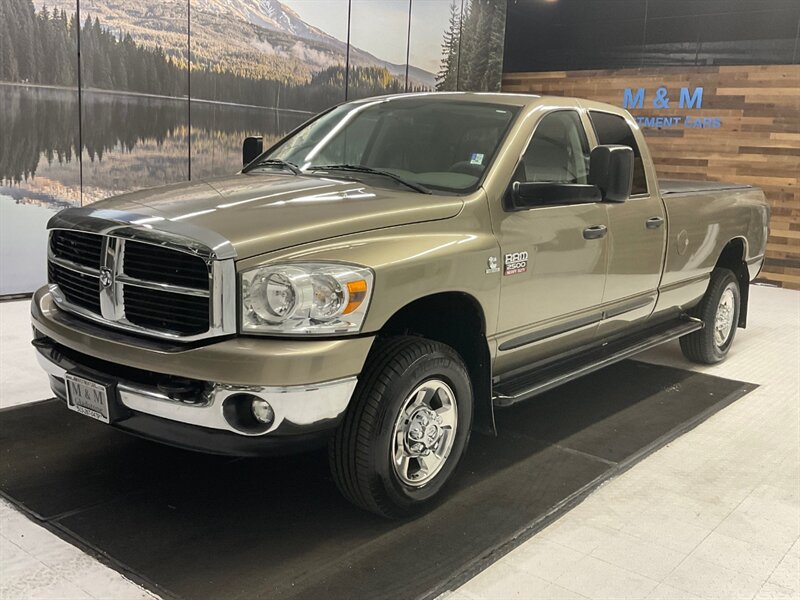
343, 279, 368, 315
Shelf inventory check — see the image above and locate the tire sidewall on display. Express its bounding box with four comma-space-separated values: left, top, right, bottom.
371, 349, 473, 512
704, 270, 741, 360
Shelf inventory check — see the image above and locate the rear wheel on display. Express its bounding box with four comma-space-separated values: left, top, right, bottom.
680, 268, 741, 364
329, 337, 473, 518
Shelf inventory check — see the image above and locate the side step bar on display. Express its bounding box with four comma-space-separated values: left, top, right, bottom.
492, 317, 703, 408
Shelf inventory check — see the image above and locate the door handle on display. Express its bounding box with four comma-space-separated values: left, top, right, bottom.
646, 216, 664, 229
583, 225, 608, 240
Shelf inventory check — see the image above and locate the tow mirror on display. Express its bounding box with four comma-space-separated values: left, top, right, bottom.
242, 136, 264, 167
589, 145, 633, 202
511, 182, 602, 208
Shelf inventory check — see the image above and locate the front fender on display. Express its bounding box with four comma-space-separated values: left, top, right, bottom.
235, 198, 501, 337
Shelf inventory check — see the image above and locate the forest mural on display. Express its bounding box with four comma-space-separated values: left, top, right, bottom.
0, 0, 507, 295
436, 0, 506, 93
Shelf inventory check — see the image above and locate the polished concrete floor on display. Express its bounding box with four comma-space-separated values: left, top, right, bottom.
1, 285, 798, 600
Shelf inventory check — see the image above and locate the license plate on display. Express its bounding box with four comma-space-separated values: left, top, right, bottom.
65, 373, 110, 423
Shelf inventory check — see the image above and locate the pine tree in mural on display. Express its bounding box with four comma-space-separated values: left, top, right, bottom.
0, 2, 20, 82
0, 0, 77, 86
436, 1, 461, 92
436, 0, 506, 93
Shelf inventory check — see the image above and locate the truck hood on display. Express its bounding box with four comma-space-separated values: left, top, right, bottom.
83, 173, 464, 260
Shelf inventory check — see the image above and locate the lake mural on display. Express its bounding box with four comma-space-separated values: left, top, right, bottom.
0, 0, 506, 295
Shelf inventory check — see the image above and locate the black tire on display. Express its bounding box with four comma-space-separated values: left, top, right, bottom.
680, 268, 741, 364
329, 336, 473, 518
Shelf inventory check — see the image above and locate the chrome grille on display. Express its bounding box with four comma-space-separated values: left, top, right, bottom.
50, 230, 103, 268
47, 228, 231, 341
123, 286, 209, 335
123, 241, 210, 291
47, 261, 102, 314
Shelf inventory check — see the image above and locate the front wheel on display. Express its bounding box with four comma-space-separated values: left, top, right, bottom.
680, 268, 741, 364
329, 337, 473, 518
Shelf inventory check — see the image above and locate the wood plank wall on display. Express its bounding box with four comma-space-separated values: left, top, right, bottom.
502, 65, 800, 289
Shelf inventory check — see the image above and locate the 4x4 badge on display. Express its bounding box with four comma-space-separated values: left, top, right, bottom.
486, 256, 500, 274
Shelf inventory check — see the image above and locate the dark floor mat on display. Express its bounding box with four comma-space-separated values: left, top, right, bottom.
0, 360, 754, 600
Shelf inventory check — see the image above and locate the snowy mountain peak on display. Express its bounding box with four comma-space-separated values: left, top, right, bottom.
193, 0, 330, 44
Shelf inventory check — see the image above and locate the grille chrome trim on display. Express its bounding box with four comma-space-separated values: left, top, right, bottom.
122, 239, 211, 290
47, 265, 102, 314
47, 211, 236, 342
123, 286, 210, 335
99, 236, 123, 321
116, 274, 210, 297
48, 250, 101, 277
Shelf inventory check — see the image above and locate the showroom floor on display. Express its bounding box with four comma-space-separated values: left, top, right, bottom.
1, 285, 798, 600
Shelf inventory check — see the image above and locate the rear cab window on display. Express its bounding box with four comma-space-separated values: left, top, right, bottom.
588, 111, 649, 196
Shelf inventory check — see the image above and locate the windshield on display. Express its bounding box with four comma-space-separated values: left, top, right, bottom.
258, 97, 519, 194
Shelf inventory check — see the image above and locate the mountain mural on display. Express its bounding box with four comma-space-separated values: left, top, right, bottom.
38, 0, 435, 88
192, 0, 334, 44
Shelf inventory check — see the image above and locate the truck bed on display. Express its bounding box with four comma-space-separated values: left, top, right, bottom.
659, 179, 752, 196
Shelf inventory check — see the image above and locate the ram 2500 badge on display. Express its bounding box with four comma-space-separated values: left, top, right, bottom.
32, 93, 769, 517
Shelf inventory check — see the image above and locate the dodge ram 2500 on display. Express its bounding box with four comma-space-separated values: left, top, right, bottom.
32, 93, 769, 517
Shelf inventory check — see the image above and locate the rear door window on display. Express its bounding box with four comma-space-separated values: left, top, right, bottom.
589, 111, 649, 196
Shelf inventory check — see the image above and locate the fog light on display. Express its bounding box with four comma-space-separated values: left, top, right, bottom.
251, 398, 275, 425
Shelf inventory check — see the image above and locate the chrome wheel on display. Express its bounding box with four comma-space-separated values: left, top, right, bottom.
391, 379, 458, 488
714, 283, 737, 348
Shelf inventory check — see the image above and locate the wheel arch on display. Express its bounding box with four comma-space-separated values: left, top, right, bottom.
715, 237, 750, 328
374, 292, 495, 435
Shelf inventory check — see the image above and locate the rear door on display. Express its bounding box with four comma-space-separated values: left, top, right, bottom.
585, 109, 667, 337
490, 109, 609, 375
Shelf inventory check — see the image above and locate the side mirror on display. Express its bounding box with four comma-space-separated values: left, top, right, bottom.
511, 182, 602, 209
242, 136, 264, 167
589, 145, 634, 202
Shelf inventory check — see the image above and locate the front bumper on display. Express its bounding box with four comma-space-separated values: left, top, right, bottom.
31, 288, 374, 456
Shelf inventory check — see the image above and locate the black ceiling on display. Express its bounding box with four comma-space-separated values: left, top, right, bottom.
503, 0, 800, 72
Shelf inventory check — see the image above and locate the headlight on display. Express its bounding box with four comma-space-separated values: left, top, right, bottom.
241, 263, 373, 335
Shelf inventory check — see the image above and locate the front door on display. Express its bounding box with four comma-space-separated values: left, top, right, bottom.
490, 110, 609, 375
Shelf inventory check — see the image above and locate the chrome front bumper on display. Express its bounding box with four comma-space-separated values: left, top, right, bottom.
35, 340, 357, 439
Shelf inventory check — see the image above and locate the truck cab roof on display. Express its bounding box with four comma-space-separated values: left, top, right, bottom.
346, 91, 627, 116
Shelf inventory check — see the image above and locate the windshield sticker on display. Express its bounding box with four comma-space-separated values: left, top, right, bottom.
470, 153, 484, 165
504, 251, 528, 276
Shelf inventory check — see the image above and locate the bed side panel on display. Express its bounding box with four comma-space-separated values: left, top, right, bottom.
656, 187, 766, 313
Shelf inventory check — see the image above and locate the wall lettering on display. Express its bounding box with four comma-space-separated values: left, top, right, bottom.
622, 86, 721, 129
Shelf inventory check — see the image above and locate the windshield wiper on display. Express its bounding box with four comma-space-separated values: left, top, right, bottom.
309, 164, 431, 194
247, 158, 302, 175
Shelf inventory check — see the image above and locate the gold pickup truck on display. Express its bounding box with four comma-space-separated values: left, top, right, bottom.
32, 93, 769, 517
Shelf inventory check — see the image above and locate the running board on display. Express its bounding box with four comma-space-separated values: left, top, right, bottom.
492, 317, 703, 408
